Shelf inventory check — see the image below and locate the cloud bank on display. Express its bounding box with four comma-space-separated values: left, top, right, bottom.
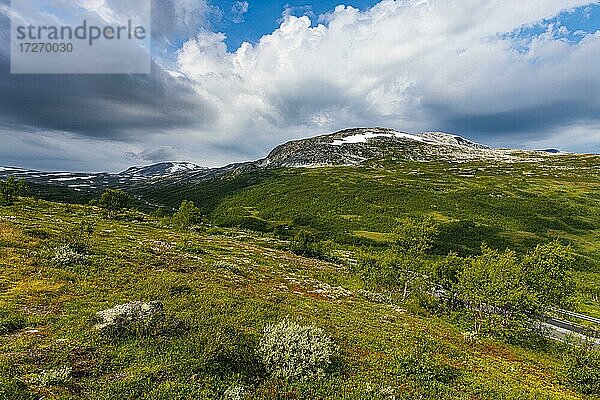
2, 0, 600, 171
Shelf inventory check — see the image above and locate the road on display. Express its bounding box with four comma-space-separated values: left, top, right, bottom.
542, 309, 600, 347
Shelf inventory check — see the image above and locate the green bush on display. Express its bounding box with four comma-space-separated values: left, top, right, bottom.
394, 339, 458, 385
172, 200, 203, 229
258, 318, 339, 381
0, 177, 26, 206
431, 252, 467, 293
355, 251, 428, 300
0, 377, 31, 400
393, 217, 439, 255
522, 241, 574, 308
98, 189, 132, 217
0, 309, 25, 334
59, 220, 95, 253
564, 343, 600, 395
289, 230, 332, 260
197, 325, 262, 383
457, 246, 538, 338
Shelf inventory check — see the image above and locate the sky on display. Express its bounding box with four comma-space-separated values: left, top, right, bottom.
2, 0, 600, 172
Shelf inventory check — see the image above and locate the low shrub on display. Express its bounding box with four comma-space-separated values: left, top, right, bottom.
564, 342, 600, 395
258, 318, 339, 381
0, 309, 25, 334
60, 220, 95, 253
394, 339, 458, 385
51, 244, 87, 267
223, 383, 247, 400
197, 325, 262, 383
0, 377, 31, 400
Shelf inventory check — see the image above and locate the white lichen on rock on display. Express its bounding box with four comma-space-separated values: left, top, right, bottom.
95, 301, 163, 331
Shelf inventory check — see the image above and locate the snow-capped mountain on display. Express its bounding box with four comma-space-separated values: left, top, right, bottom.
250, 127, 542, 168
0, 162, 204, 192
1, 128, 562, 194
119, 162, 205, 180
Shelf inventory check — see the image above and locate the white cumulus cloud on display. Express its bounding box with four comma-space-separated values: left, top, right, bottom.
171, 0, 600, 162
4, 0, 600, 171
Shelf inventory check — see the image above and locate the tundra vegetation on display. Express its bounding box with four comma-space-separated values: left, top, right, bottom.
1, 155, 600, 400
0, 177, 26, 206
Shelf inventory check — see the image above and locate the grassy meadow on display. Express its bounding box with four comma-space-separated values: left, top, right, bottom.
1, 152, 600, 398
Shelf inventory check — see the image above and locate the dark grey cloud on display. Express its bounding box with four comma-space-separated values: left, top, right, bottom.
0, 60, 215, 140
0, 2, 216, 142
424, 99, 600, 144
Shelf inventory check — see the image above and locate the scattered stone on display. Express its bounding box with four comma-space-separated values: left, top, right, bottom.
95, 301, 163, 331
30, 366, 72, 387
357, 289, 392, 304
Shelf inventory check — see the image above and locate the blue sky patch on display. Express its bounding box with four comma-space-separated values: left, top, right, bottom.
212, 0, 379, 50
502, 3, 600, 52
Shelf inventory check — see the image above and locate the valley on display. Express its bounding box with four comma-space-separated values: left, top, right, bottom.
1, 128, 600, 399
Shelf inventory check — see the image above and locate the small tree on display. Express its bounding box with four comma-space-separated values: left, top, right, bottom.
98, 189, 131, 217
0, 177, 27, 206
171, 200, 202, 228
289, 230, 332, 260
522, 241, 574, 308
457, 246, 538, 337
393, 217, 439, 255
431, 252, 468, 309
356, 250, 427, 299
432, 252, 467, 292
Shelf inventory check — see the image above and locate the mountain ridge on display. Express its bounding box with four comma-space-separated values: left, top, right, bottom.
0, 128, 563, 193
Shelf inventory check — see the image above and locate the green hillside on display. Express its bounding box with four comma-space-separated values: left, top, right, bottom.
0, 199, 597, 399
136, 156, 600, 317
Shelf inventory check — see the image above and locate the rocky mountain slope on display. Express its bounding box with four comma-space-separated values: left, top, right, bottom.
254, 128, 505, 168
0, 162, 204, 192
0, 128, 561, 193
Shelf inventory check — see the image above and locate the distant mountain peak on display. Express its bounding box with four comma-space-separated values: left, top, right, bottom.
1, 127, 560, 194
417, 132, 490, 149
119, 162, 205, 179
258, 127, 495, 168
537, 148, 562, 154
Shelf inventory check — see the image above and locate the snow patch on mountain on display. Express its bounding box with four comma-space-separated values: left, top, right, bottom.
167, 162, 200, 173
119, 162, 205, 178
50, 176, 97, 182
331, 131, 432, 146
